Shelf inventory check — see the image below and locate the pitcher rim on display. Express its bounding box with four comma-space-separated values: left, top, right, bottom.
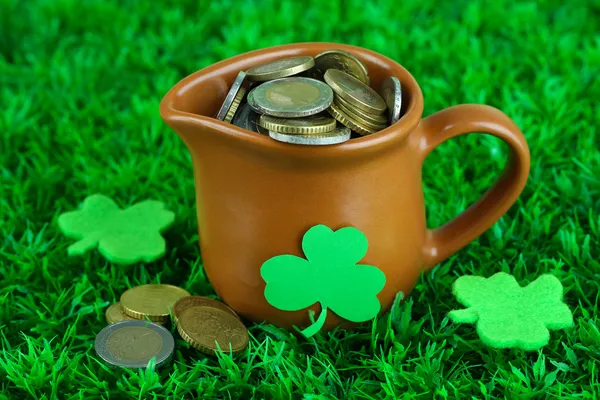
160, 42, 425, 155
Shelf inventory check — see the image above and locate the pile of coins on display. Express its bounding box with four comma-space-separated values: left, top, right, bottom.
95, 284, 249, 368
218, 49, 404, 146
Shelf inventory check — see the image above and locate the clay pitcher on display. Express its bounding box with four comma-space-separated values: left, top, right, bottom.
159, 42, 530, 331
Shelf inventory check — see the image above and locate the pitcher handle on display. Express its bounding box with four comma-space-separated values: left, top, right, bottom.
416, 104, 531, 270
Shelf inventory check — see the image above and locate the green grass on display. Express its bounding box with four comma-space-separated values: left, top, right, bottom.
1, 0, 599, 398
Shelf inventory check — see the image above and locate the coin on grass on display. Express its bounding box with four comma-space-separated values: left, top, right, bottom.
259, 114, 336, 134
324, 69, 387, 115
327, 102, 377, 136
334, 95, 388, 126
311, 49, 370, 84
224, 87, 246, 123
246, 56, 314, 82
216, 71, 246, 121
95, 320, 175, 368
177, 305, 249, 354
248, 77, 333, 118
105, 302, 137, 325
120, 284, 190, 323
379, 76, 403, 124
173, 296, 239, 324
268, 126, 351, 145
232, 103, 260, 132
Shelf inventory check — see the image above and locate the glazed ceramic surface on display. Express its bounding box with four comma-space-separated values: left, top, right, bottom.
160, 43, 530, 330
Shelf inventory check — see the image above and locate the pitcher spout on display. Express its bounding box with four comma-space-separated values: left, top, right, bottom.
159, 107, 211, 148
159, 70, 230, 146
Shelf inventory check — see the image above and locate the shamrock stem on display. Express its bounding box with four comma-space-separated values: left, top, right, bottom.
448, 308, 479, 324
301, 305, 328, 338
67, 234, 100, 255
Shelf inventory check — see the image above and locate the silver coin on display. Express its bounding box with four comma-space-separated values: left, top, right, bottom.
378, 77, 402, 124
268, 126, 351, 145
247, 77, 333, 118
94, 320, 175, 369
216, 71, 246, 121
231, 103, 259, 133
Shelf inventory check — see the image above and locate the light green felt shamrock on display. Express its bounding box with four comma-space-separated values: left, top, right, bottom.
57, 194, 175, 265
260, 224, 386, 338
449, 272, 574, 351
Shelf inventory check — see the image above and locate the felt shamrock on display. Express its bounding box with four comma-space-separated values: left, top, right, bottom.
260, 224, 386, 338
449, 272, 573, 351
57, 194, 175, 265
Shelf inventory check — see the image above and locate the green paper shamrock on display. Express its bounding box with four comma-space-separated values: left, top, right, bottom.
260, 224, 386, 338
57, 194, 175, 265
449, 272, 573, 351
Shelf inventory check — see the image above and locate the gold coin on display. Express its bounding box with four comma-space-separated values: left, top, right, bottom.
334, 95, 388, 126
247, 77, 333, 118
311, 49, 370, 84
106, 302, 165, 325
120, 284, 190, 323
224, 86, 246, 123
177, 306, 249, 354
173, 296, 239, 324
333, 98, 387, 131
246, 56, 314, 82
258, 114, 336, 134
268, 126, 351, 145
327, 102, 377, 136
324, 69, 387, 115
105, 302, 137, 324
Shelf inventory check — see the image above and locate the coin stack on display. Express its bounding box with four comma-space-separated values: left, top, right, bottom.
95, 284, 249, 368
217, 49, 404, 146
325, 69, 388, 136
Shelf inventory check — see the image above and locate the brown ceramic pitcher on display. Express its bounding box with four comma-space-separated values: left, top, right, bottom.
160, 43, 530, 331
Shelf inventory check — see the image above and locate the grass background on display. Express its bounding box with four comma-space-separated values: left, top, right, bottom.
1, 0, 599, 398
